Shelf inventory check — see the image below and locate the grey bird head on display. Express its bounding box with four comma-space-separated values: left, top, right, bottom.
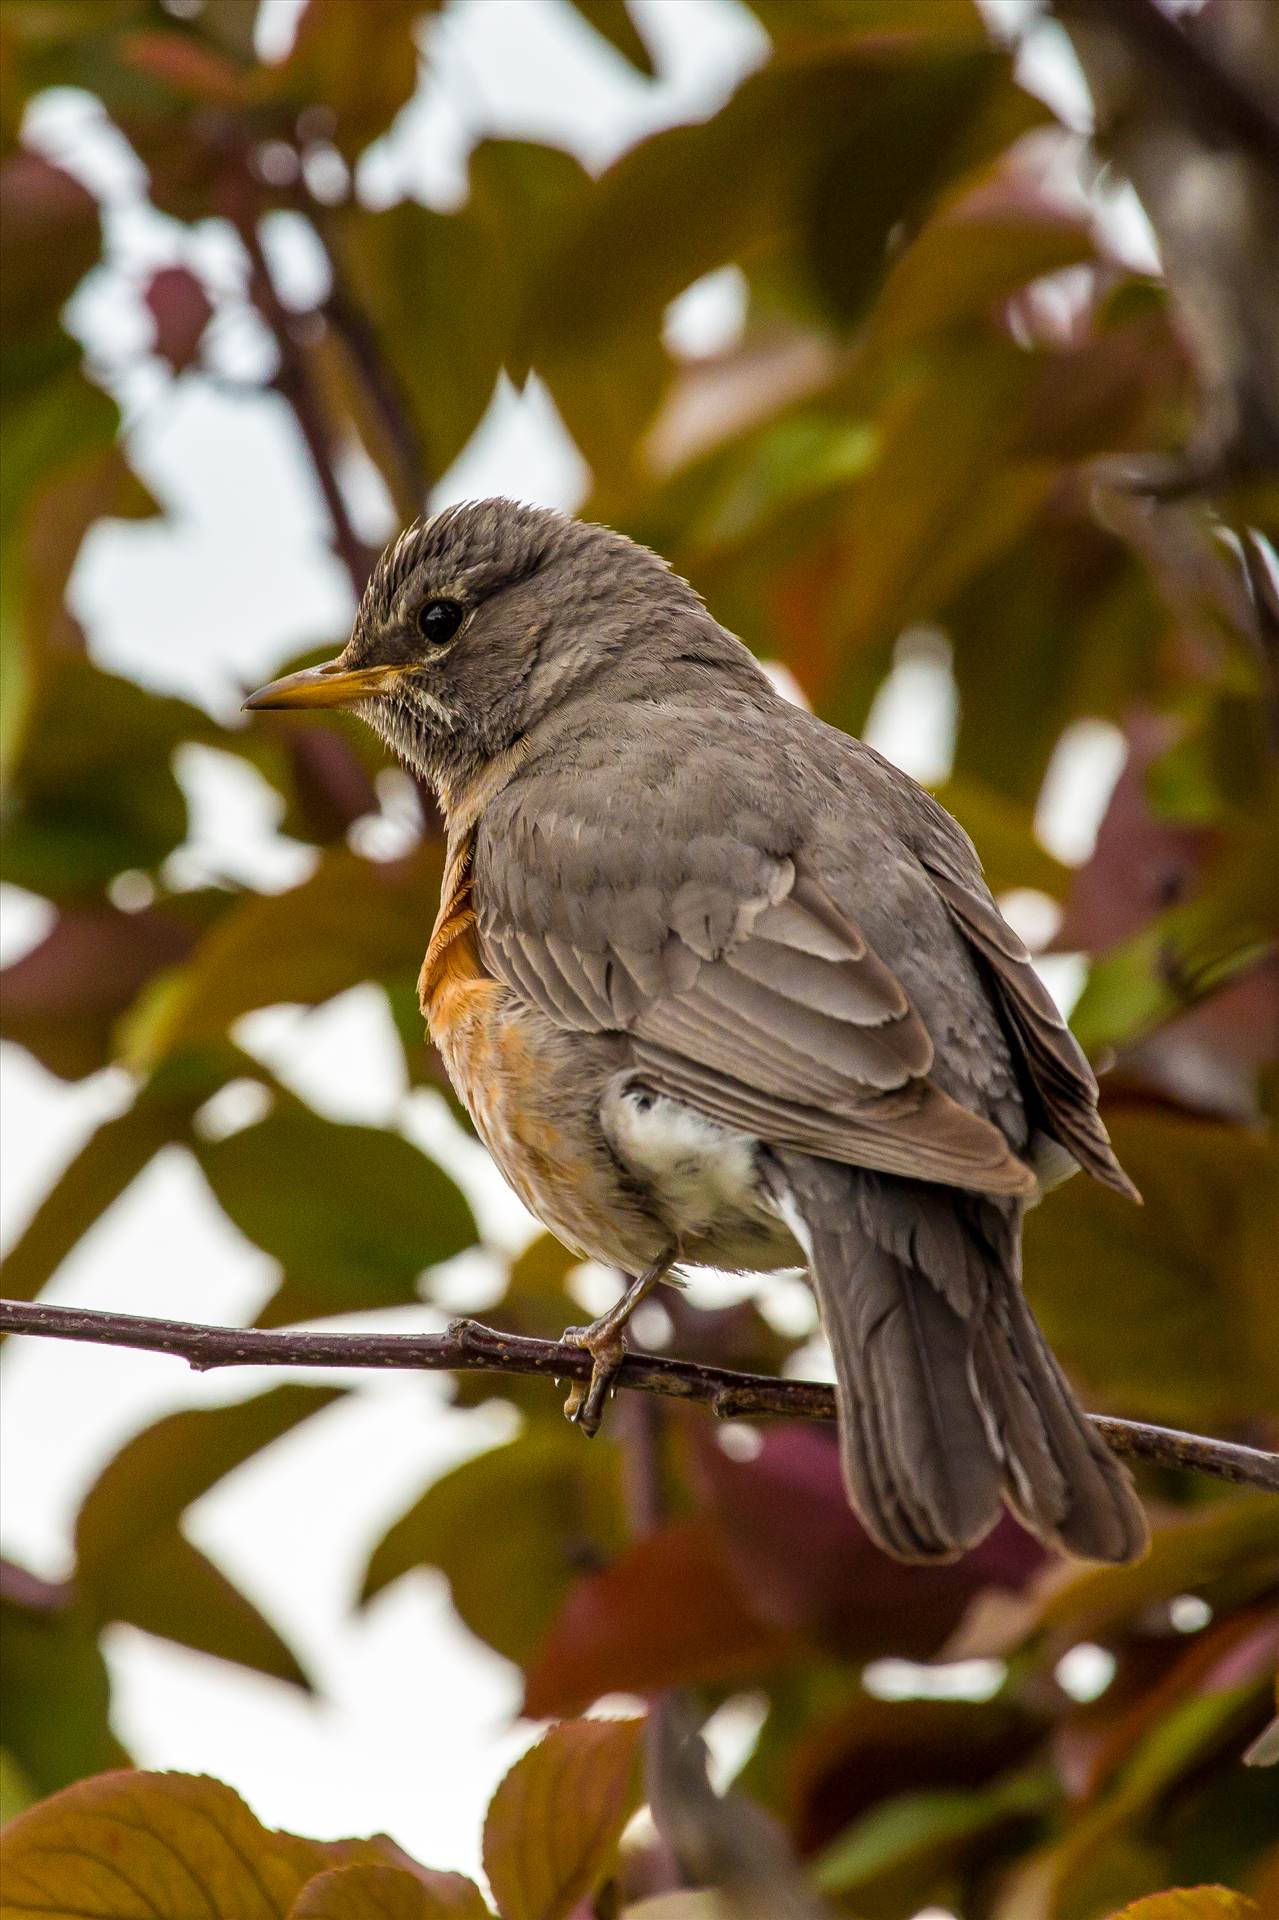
243, 498, 765, 799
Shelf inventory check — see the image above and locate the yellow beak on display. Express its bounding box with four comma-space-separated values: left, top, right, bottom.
242, 659, 408, 712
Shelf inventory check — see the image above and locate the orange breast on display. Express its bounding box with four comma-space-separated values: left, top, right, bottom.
419, 840, 506, 1107
418, 837, 640, 1267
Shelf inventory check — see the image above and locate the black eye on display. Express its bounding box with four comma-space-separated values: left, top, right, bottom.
415, 598, 464, 645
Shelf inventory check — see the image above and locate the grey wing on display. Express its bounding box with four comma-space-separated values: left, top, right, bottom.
902, 785, 1139, 1202
474, 805, 1035, 1198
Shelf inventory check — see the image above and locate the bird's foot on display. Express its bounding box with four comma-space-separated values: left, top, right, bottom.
561, 1320, 627, 1437
558, 1245, 677, 1437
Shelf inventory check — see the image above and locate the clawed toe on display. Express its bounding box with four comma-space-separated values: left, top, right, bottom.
561, 1323, 626, 1437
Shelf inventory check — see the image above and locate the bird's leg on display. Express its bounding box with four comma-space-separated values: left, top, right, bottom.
562, 1246, 677, 1437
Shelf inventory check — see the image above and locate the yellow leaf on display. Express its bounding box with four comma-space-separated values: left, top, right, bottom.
0, 1770, 400, 1919
622, 1900, 732, 1919
482, 1718, 644, 1920
288, 1863, 493, 1919
1107, 1888, 1260, 1920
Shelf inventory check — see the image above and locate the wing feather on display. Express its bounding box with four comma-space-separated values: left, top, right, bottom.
478, 846, 1035, 1198
924, 865, 1138, 1200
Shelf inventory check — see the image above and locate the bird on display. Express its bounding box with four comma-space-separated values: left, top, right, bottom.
244, 497, 1149, 1565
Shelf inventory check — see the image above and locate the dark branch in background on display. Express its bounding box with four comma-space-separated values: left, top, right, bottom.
1241, 529, 1279, 746
1082, 0, 1279, 172
323, 276, 432, 520
618, 1394, 687, 1899
3, 1299, 1276, 1493
1052, 0, 1279, 488
225, 184, 376, 597
625, 1384, 836, 1915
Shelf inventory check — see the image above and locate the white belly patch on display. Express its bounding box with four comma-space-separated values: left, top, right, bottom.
601, 1080, 801, 1269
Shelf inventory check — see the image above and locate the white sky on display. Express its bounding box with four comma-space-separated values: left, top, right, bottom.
0, 0, 1124, 1881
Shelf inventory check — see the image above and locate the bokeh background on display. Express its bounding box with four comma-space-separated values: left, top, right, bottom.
1, 1, 1276, 1915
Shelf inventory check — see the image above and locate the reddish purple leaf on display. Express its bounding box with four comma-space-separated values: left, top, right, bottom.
0, 902, 200, 1080
145, 264, 214, 373
690, 1422, 1044, 1662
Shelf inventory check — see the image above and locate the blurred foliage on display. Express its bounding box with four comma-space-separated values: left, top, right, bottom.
0, 0, 1276, 1914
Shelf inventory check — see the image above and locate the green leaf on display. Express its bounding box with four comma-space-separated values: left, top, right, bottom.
195, 1108, 475, 1318
131, 839, 444, 1065
0, 1569, 124, 1798
262, 0, 435, 163
0, 1055, 225, 1302
931, 775, 1070, 897
1070, 800, 1278, 1055
1024, 1107, 1279, 1426
743, 0, 988, 49
963, 1495, 1279, 1657
622, 1901, 731, 1920
814, 1769, 1051, 1895
863, 166, 1096, 361
288, 1863, 493, 1919
74, 1384, 343, 1684
331, 196, 508, 483
2, 657, 217, 898
481, 1718, 644, 1920
361, 1428, 624, 1667
0, 369, 157, 787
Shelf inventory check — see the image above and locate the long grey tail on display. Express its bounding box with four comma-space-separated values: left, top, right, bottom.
776, 1153, 1148, 1564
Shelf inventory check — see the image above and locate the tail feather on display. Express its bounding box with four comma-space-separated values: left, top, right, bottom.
776, 1153, 1148, 1565
974, 1283, 1149, 1563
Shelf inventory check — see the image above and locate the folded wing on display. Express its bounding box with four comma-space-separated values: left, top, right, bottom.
477, 845, 1035, 1198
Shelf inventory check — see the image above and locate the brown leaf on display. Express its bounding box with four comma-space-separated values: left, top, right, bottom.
0, 1770, 424, 1918
481, 1718, 644, 1920
523, 1515, 795, 1719
0, 149, 100, 338
289, 1863, 492, 1919
119, 27, 246, 103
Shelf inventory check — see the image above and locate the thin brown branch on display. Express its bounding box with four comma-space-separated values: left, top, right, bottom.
323, 278, 432, 519
3, 1299, 1276, 1494
227, 186, 376, 598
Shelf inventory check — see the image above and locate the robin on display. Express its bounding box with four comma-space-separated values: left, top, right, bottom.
245, 498, 1148, 1564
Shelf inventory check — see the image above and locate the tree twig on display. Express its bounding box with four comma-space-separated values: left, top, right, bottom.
226, 184, 376, 597
3, 1299, 1276, 1493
